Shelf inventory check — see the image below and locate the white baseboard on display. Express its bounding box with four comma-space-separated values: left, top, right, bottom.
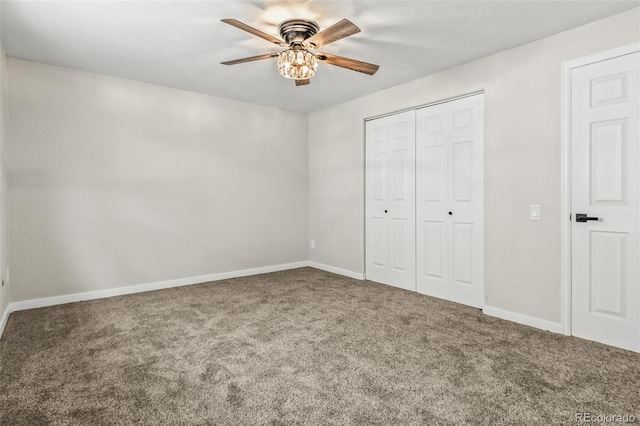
483, 305, 563, 334
0, 303, 12, 341
0, 261, 308, 339
307, 261, 365, 280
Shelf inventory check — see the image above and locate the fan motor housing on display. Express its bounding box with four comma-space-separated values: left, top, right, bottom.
278, 19, 320, 44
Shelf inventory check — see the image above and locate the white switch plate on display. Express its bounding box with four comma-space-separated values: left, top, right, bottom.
310, 240, 316, 249
530, 205, 541, 221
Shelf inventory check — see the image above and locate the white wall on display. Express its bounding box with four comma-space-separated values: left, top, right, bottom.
308, 8, 640, 324
9, 59, 308, 301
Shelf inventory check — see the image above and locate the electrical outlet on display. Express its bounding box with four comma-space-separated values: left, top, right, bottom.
310, 240, 316, 249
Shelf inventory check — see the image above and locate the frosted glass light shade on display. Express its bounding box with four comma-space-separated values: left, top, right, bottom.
277, 49, 318, 80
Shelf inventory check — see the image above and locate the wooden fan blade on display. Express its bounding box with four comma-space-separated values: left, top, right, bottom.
221, 52, 279, 65
221, 19, 286, 46
305, 19, 360, 48
317, 52, 379, 75
295, 79, 310, 86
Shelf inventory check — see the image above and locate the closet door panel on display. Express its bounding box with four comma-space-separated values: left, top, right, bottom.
365, 111, 416, 291
416, 94, 484, 308
417, 107, 450, 289
424, 220, 445, 280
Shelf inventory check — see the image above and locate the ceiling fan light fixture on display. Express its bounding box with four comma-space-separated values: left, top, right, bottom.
277, 48, 317, 80
221, 17, 379, 86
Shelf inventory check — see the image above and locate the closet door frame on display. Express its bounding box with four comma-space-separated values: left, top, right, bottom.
364, 91, 485, 307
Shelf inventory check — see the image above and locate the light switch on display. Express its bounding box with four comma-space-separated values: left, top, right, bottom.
310, 240, 316, 249
530, 205, 541, 221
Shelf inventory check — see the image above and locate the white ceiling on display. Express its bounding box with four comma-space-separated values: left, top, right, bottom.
2, 1, 638, 112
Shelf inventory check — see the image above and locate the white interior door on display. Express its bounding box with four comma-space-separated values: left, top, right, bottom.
571, 52, 640, 352
365, 111, 416, 291
416, 94, 484, 308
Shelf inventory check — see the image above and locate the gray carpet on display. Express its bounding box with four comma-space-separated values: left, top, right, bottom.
0, 267, 638, 425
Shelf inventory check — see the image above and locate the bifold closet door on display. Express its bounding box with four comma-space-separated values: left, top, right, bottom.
365, 110, 416, 291
416, 94, 484, 308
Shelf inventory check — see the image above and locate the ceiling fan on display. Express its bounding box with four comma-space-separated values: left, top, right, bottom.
220, 18, 379, 86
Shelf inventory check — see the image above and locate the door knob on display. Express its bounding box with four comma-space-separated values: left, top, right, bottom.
384, 210, 388, 213
448, 211, 453, 215
576, 213, 598, 222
